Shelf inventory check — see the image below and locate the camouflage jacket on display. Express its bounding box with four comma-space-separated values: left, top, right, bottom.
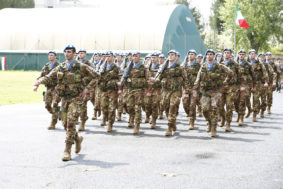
194, 61, 232, 94
181, 60, 201, 92
97, 62, 120, 91
79, 59, 95, 86
38, 60, 98, 100
268, 61, 281, 83
147, 63, 161, 91
250, 60, 268, 84
125, 62, 148, 90
238, 59, 255, 87
157, 62, 184, 91
220, 59, 240, 86
38, 61, 60, 88
263, 62, 276, 84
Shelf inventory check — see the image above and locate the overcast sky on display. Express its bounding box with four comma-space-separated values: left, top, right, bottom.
77, 0, 213, 23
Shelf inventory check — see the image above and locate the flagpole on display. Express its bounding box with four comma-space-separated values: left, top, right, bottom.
234, 1, 237, 53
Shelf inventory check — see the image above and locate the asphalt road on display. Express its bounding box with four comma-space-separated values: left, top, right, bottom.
1, 92, 283, 189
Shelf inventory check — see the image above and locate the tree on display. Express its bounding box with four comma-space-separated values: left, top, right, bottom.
175, 0, 205, 39
219, 0, 283, 52
210, 0, 225, 34
0, 0, 35, 9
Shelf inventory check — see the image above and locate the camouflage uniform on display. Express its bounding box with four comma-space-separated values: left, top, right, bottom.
98, 62, 119, 131
251, 60, 268, 121
262, 62, 276, 116
144, 62, 161, 129
124, 62, 148, 134
181, 60, 201, 129
219, 59, 240, 131
37, 60, 97, 160
156, 62, 184, 136
194, 61, 232, 137
90, 60, 100, 120
116, 61, 126, 121
38, 60, 61, 129
235, 59, 255, 125
78, 59, 94, 131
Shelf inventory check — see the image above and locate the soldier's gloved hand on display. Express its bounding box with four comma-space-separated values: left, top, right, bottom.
264, 82, 268, 88
80, 88, 89, 98
240, 87, 246, 92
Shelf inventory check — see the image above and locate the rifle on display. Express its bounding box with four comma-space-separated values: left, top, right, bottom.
182, 55, 189, 68
98, 57, 108, 75
42, 91, 46, 101
120, 60, 134, 85
154, 58, 169, 80
58, 106, 61, 121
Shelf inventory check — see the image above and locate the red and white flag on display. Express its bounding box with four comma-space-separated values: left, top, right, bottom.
235, 5, 249, 29
1, 57, 7, 71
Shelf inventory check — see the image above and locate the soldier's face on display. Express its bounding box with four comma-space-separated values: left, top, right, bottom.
94, 55, 100, 62
266, 54, 272, 61
133, 54, 141, 63
197, 57, 203, 63
48, 53, 56, 62
102, 55, 106, 61
189, 53, 196, 61
117, 55, 122, 62
79, 52, 86, 60
168, 53, 176, 62
128, 55, 133, 61
239, 53, 246, 61
151, 56, 158, 63
107, 55, 114, 63
159, 58, 165, 64
224, 51, 231, 60
259, 55, 265, 62
64, 49, 75, 61
206, 53, 215, 61
249, 52, 256, 60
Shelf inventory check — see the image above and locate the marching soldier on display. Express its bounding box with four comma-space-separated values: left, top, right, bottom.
115, 53, 124, 121
34, 45, 98, 161
37, 51, 61, 130
197, 54, 203, 64
193, 49, 232, 137
144, 52, 161, 129
249, 50, 269, 122
90, 52, 100, 120
118, 51, 148, 134
158, 53, 166, 119
181, 49, 201, 130
219, 48, 240, 132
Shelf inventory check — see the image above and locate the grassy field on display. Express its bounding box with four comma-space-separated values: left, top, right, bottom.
0, 71, 45, 105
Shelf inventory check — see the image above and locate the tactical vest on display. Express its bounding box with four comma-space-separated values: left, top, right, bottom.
81, 60, 93, 86
148, 63, 161, 89
252, 62, 264, 83
98, 63, 119, 91
263, 63, 273, 83
238, 61, 253, 85
200, 62, 223, 91
126, 64, 147, 89
55, 61, 83, 99
161, 63, 183, 91
183, 62, 201, 87
221, 60, 239, 85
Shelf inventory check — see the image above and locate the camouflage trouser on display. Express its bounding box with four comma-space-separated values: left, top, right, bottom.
235, 85, 251, 116
201, 92, 222, 128
122, 87, 128, 113
94, 87, 101, 111
80, 93, 90, 121
144, 89, 161, 120
127, 89, 144, 124
182, 90, 197, 120
266, 85, 274, 107
219, 86, 238, 124
162, 90, 182, 124
61, 97, 82, 145
101, 90, 118, 125
245, 84, 253, 111
89, 89, 96, 114
45, 87, 61, 121
252, 83, 265, 114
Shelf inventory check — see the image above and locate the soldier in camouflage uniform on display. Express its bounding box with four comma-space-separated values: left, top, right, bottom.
181, 49, 201, 130
235, 49, 255, 126
265, 52, 281, 114
98, 51, 120, 132
219, 48, 240, 132
158, 53, 166, 119
115, 53, 125, 121
118, 51, 148, 134
37, 51, 60, 130
77, 49, 95, 131
34, 45, 98, 161
196, 54, 203, 117
90, 52, 100, 120
144, 52, 161, 129
259, 53, 276, 118
249, 50, 269, 122
153, 50, 184, 136
193, 49, 232, 137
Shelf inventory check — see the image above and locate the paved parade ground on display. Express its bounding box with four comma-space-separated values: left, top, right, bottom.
1, 92, 283, 189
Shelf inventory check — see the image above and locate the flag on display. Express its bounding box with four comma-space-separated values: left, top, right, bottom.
1, 57, 7, 71
235, 5, 249, 29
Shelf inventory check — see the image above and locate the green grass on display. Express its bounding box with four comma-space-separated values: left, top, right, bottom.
0, 71, 45, 105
